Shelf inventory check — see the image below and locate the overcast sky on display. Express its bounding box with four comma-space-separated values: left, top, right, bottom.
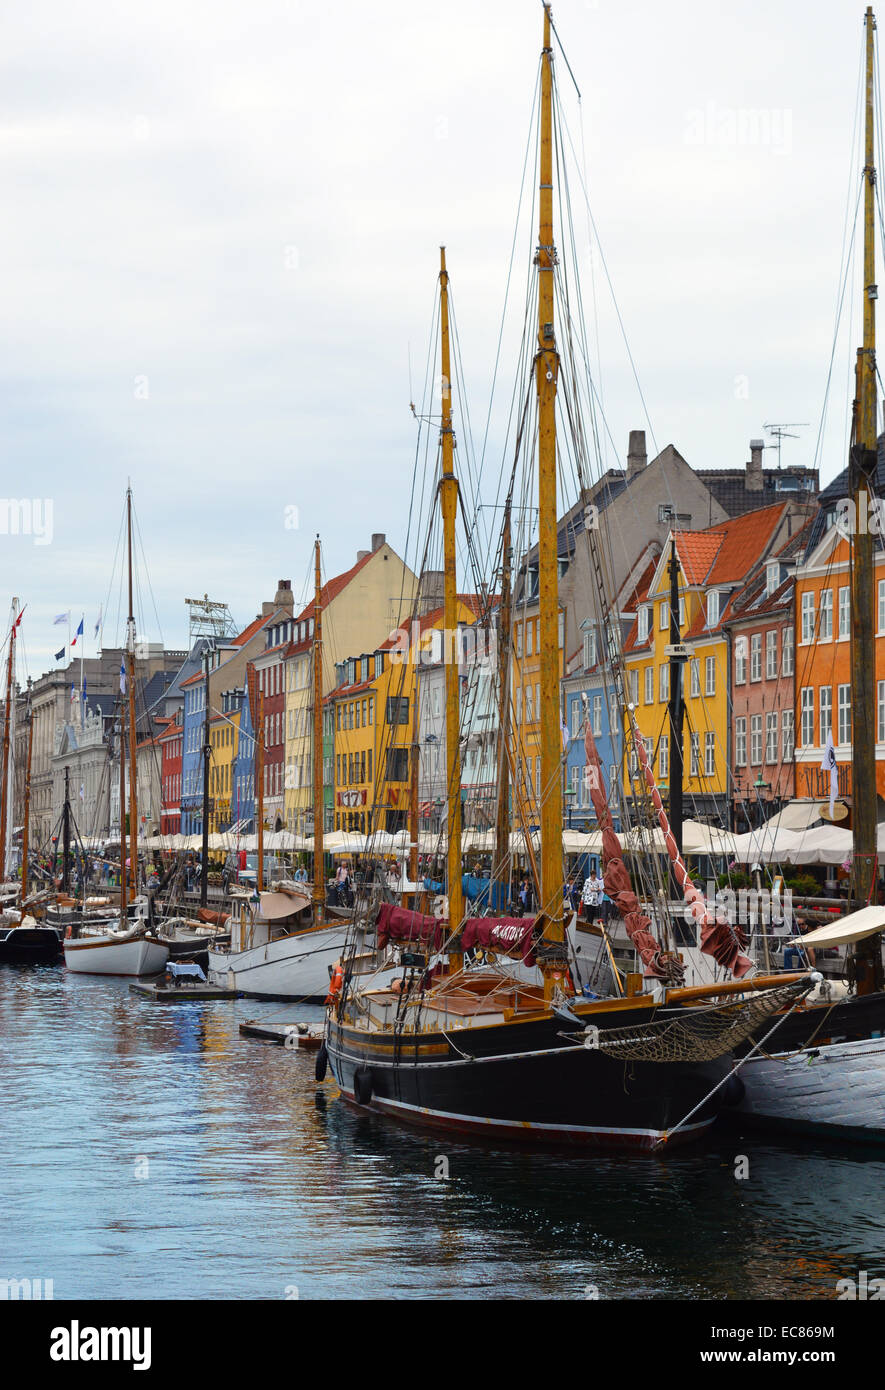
0, 0, 873, 674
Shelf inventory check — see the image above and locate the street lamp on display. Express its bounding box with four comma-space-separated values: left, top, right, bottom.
754, 773, 771, 827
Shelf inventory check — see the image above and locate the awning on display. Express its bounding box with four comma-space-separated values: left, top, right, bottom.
766, 800, 825, 833
791, 905, 885, 948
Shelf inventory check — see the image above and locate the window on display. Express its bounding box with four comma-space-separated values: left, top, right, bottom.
526, 623, 533, 657
766, 562, 780, 597
659, 601, 669, 630
800, 687, 814, 747
880, 579, 885, 634
704, 731, 716, 777
515, 687, 522, 725
782, 626, 794, 677
839, 587, 850, 640
735, 637, 747, 685
801, 591, 815, 642
659, 663, 669, 702
583, 630, 597, 668
750, 634, 762, 681
838, 685, 851, 745
637, 606, 651, 643
385, 747, 409, 782
385, 696, 409, 725
879, 681, 885, 743
750, 714, 762, 767
592, 695, 603, 736
782, 710, 794, 762
690, 732, 699, 777
690, 659, 700, 697
705, 655, 715, 696
819, 589, 833, 639
524, 686, 533, 723
644, 667, 654, 704
571, 700, 581, 737
659, 735, 668, 779
819, 686, 831, 746
629, 670, 639, 706
765, 630, 778, 680
735, 716, 747, 766
765, 711, 778, 764
707, 591, 719, 628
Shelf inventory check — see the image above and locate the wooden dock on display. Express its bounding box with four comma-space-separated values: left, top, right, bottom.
239, 1019, 324, 1048
129, 980, 243, 1002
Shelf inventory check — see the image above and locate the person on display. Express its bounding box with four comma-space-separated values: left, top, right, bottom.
582, 868, 605, 922
294, 864, 308, 884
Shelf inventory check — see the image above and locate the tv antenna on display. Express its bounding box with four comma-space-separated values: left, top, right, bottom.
763, 422, 808, 469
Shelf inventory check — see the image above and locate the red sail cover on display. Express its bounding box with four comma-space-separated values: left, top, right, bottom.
629, 713, 753, 980
583, 720, 676, 980
376, 902, 446, 953
461, 917, 536, 965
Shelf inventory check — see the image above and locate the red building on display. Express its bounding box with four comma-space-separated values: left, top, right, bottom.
159, 709, 183, 835
253, 640, 287, 832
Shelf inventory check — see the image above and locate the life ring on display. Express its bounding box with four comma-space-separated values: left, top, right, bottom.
324, 962, 344, 1006
353, 1067, 373, 1106
314, 1041, 328, 1082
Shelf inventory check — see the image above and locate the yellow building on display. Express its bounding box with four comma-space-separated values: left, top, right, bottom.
511, 600, 565, 818
208, 705, 240, 834
621, 508, 792, 824
330, 599, 482, 833
284, 535, 417, 834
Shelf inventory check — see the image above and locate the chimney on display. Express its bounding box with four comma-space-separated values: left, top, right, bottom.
626, 430, 647, 481
356, 549, 370, 562
747, 439, 765, 492
274, 579, 294, 612
371, 532, 386, 552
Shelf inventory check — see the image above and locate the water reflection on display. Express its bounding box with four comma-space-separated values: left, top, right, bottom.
1, 963, 883, 1299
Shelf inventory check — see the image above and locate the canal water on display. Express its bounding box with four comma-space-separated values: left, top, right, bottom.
2, 962, 884, 1300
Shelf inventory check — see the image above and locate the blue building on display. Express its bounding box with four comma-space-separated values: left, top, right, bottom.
179, 669, 206, 836
231, 684, 255, 832
562, 624, 623, 846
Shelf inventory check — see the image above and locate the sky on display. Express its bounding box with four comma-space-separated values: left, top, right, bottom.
0, 0, 875, 675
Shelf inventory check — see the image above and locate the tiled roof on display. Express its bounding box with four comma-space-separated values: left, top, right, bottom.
295, 548, 378, 623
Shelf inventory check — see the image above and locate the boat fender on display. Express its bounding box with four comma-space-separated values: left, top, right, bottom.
721, 1073, 745, 1108
315, 1041, 328, 1082
325, 962, 344, 1006
65, 924, 73, 939
353, 1067, 373, 1106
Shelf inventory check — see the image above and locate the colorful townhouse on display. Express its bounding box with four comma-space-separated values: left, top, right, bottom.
283, 533, 418, 836
159, 710, 183, 835
562, 624, 626, 832
622, 504, 802, 827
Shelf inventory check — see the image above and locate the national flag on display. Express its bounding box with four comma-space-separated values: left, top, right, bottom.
820, 729, 838, 819
70, 683, 77, 703
71, 617, 84, 647
53, 612, 69, 626
119, 660, 126, 694
82, 679, 87, 703
94, 609, 102, 638
54, 647, 65, 662
12, 607, 25, 630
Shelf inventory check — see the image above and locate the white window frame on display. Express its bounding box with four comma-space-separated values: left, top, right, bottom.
735, 716, 747, 767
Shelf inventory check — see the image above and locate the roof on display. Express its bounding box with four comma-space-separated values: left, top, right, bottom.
295, 548, 379, 623
378, 595, 487, 652
696, 466, 818, 518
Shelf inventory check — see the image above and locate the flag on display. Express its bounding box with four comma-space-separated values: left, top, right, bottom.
79, 784, 84, 801
70, 683, 77, 703
54, 647, 65, 662
12, 607, 25, 630
94, 609, 102, 638
82, 679, 87, 703
820, 729, 838, 819
119, 660, 126, 694
71, 617, 84, 647
53, 612, 68, 626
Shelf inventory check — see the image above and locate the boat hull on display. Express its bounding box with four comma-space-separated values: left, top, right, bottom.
736, 1037, 885, 1143
63, 934, 169, 976
207, 922, 354, 1000
326, 1007, 730, 1151
0, 925, 62, 963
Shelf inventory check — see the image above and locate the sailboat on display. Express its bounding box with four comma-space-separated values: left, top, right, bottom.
63, 489, 168, 977
732, 5, 885, 1140
322, 9, 812, 1151
207, 537, 367, 999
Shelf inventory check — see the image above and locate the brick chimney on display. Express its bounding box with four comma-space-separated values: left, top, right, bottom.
274, 579, 294, 611
626, 430, 647, 481
747, 439, 765, 492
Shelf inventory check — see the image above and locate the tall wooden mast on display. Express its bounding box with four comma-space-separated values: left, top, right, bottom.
312, 536, 325, 916
536, 4, 564, 983
256, 686, 265, 894
493, 498, 512, 905
126, 487, 138, 900
439, 247, 464, 935
852, 5, 884, 990
0, 601, 17, 882
20, 680, 32, 898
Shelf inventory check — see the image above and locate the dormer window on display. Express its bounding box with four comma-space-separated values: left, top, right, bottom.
637, 605, 651, 643
766, 562, 780, 597
707, 591, 719, 628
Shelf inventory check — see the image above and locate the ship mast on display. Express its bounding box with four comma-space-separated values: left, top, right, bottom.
439, 247, 464, 939
0, 600, 17, 882
126, 487, 138, 901
20, 680, 32, 898
536, 4, 564, 989
852, 5, 884, 990
493, 498, 512, 905
312, 536, 325, 916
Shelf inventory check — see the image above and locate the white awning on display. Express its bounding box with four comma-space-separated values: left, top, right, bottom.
766, 800, 825, 833
790, 905, 885, 948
